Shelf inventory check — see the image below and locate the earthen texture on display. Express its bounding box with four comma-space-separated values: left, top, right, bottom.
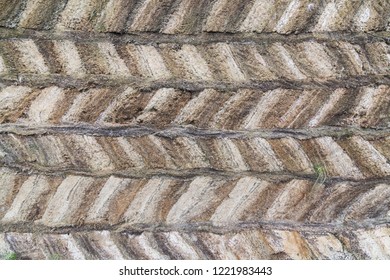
0, 0, 389, 260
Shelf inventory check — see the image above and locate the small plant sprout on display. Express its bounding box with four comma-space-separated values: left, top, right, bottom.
48, 253, 62, 260
313, 163, 328, 185
4, 252, 18, 260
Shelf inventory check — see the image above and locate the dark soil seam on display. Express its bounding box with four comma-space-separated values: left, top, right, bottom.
0, 27, 388, 44
0, 124, 389, 139
2, 162, 390, 185
1, 219, 389, 235
0, 74, 389, 90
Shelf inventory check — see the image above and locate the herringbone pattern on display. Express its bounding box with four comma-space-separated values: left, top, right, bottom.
1, 0, 389, 34
0, 0, 389, 260
1, 168, 390, 228
0, 85, 389, 128
0, 39, 388, 82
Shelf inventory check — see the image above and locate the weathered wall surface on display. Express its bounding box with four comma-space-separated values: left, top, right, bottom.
0, 0, 389, 259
